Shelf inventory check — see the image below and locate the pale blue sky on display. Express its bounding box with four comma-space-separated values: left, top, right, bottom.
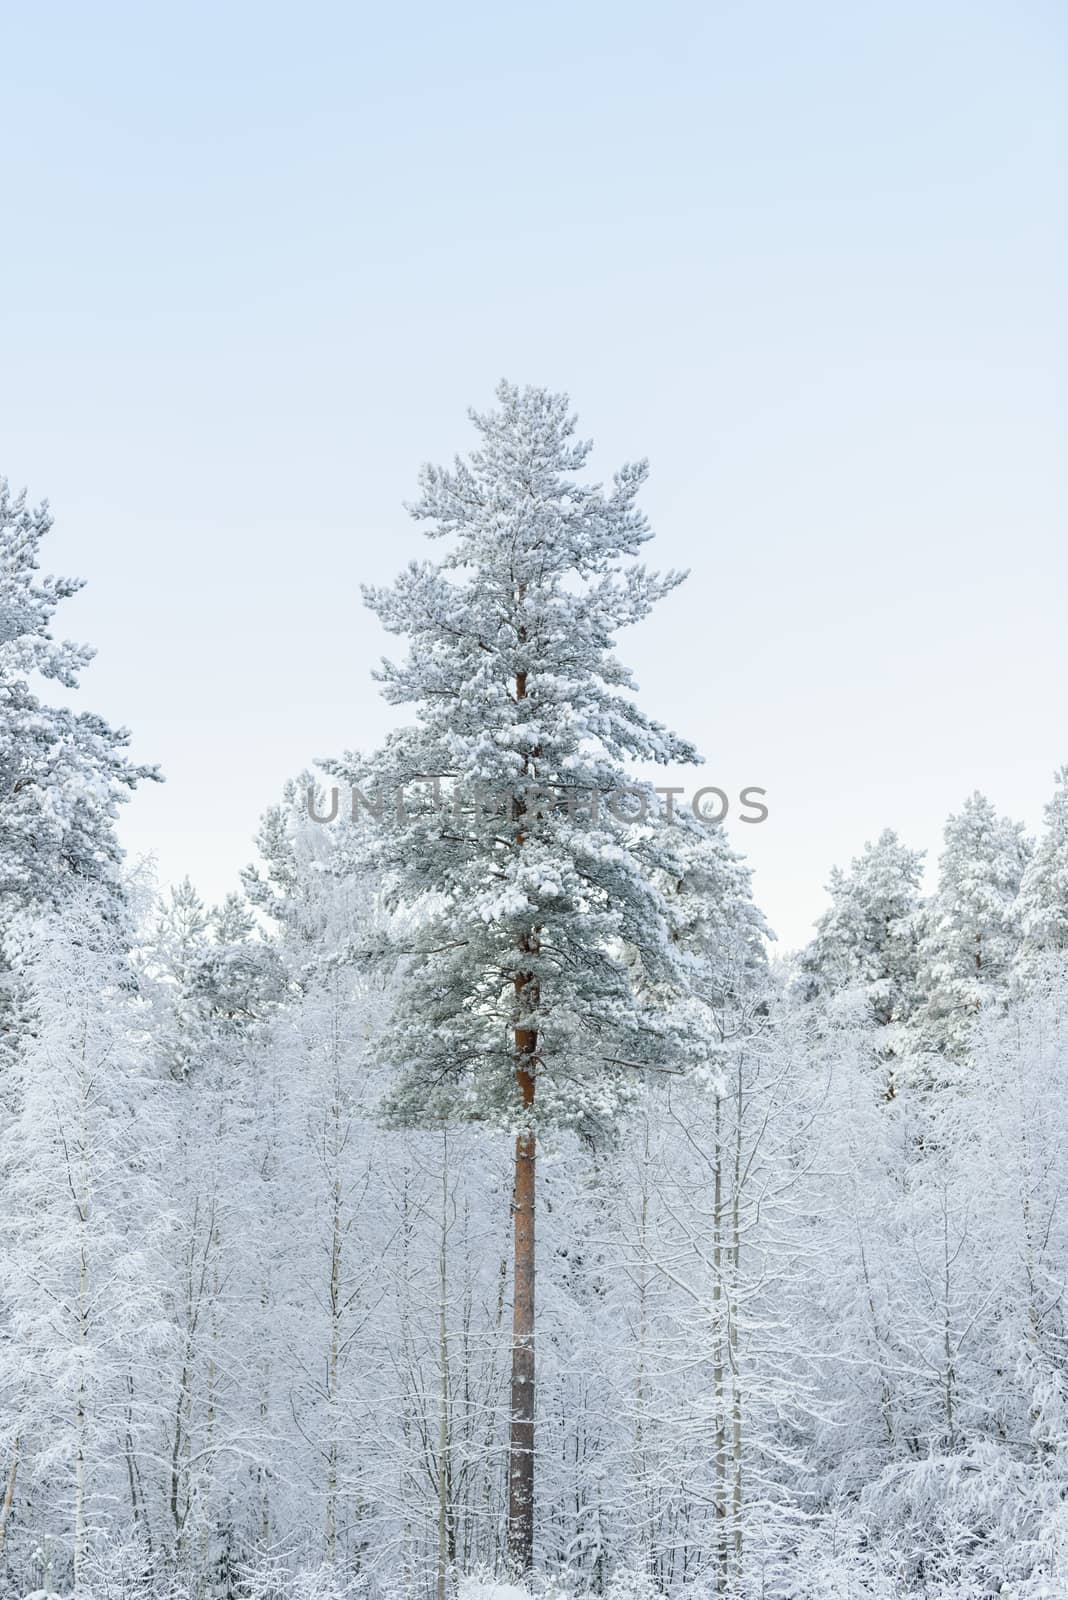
2, 1, 1065, 946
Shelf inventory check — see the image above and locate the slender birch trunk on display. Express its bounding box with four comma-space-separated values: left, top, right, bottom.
325, 1028, 344, 1566
711, 1093, 728, 1595
123, 1375, 151, 1552
730, 1059, 744, 1571
436, 1135, 452, 1600
73, 1015, 91, 1590
259, 1274, 272, 1548
483, 1231, 510, 1570
399, 1171, 415, 1596
326, 1170, 341, 1566
0, 1439, 19, 1556
201, 1177, 222, 1577
941, 1189, 956, 1447
634, 1118, 655, 1579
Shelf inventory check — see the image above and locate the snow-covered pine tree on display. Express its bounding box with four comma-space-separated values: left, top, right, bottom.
1017, 765, 1068, 975
662, 818, 771, 1019
913, 792, 1032, 1068
798, 829, 925, 1091
334, 382, 701, 1573
0, 479, 158, 1056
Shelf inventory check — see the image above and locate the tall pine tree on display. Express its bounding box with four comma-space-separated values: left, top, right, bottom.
336, 383, 701, 1572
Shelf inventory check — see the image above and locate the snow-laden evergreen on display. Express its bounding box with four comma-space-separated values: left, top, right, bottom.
0, 481, 157, 921
1017, 766, 1068, 972
327, 383, 715, 1573
912, 791, 1032, 1069
798, 829, 924, 1025
336, 381, 703, 1136
0, 480, 157, 1058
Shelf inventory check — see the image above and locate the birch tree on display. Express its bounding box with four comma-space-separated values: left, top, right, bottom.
0, 887, 170, 1591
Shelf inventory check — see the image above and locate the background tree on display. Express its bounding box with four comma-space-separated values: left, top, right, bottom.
913, 791, 1032, 1069
797, 829, 925, 1095
0, 479, 158, 1055
0, 885, 171, 1592
1017, 766, 1068, 974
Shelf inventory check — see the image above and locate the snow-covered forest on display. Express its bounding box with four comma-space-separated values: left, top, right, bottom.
1, 388, 1065, 1600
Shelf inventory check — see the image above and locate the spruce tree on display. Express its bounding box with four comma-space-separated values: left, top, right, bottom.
798, 830, 925, 1088
914, 792, 1032, 1064
1017, 766, 1068, 972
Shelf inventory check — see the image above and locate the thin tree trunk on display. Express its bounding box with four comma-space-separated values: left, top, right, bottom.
437, 1134, 452, 1600
712, 1094, 728, 1595
259, 1279, 272, 1549
399, 1171, 416, 1596
483, 1232, 510, 1569
325, 1028, 344, 1567
124, 1375, 152, 1553
941, 1189, 956, 1447
326, 1170, 341, 1566
730, 1061, 743, 1571
0, 1438, 18, 1556
202, 1199, 221, 1578
73, 1031, 90, 1591
635, 1119, 655, 1580
74, 1220, 87, 1586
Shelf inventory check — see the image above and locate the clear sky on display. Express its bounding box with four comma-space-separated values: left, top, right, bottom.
2, 1, 1065, 948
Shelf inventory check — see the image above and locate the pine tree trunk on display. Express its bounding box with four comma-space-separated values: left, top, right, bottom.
508, 656, 538, 1575
508, 1001, 536, 1574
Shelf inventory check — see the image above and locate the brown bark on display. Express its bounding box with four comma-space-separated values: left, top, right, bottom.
508, 975, 537, 1573
508, 656, 538, 1574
